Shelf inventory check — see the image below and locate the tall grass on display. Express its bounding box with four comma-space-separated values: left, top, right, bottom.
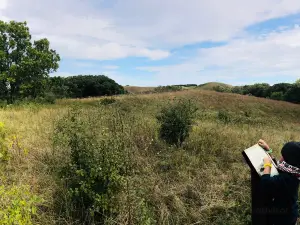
0, 89, 299, 224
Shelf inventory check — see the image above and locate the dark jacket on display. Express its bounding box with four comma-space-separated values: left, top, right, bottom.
261, 172, 299, 225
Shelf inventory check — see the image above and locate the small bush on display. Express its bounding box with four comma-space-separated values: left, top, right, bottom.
157, 99, 198, 147
217, 110, 232, 124
100, 97, 116, 105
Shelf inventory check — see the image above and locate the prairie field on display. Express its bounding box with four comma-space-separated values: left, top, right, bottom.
1, 89, 300, 225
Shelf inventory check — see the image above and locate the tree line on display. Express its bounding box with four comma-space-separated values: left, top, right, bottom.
48, 75, 125, 99
213, 80, 300, 104
0, 20, 124, 104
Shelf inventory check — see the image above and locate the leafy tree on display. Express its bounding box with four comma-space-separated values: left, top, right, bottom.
47, 76, 69, 98
269, 83, 293, 96
64, 75, 125, 98
0, 20, 60, 103
244, 83, 270, 98
296, 79, 300, 84
284, 85, 300, 103
231, 86, 244, 95
270, 92, 284, 101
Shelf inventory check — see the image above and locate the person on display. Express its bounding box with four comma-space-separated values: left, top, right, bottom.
258, 139, 300, 225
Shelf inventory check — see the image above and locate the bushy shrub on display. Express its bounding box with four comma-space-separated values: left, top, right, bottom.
157, 99, 198, 147
53, 108, 129, 223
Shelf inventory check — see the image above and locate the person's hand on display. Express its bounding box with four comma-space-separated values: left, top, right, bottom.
258, 139, 270, 151
263, 157, 271, 165
263, 157, 272, 174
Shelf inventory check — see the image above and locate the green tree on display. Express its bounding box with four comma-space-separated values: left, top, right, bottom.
270, 92, 284, 101
284, 85, 300, 103
296, 79, 300, 85
0, 21, 60, 103
65, 75, 125, 98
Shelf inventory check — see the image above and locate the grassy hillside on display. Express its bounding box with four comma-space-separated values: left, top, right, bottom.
124, 86, 155, 93
198, 82, 232, 91
1, 89, 300, 224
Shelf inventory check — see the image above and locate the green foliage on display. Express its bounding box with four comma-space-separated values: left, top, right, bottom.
284, 85, 300, 103
231, 86, 244, 95
154, 85, 182, 93
242, 83, 270, 97
213, 85, 232, 93
270, 92, 284, 101
221, 82, 300, 104
218, 110, 232, 124
61, 75, 125, 98
53, 108, 129, 223
0, 20, 60, 103
0, 185, 42, 225
34, 92, 56, 104
157, 99, 198, 146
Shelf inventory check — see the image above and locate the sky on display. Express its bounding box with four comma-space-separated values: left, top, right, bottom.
1, 0, 300, 86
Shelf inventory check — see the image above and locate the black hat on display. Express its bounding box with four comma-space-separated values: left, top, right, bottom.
281, 142, 300, 168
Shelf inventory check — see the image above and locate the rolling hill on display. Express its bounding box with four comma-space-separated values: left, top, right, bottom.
197, 82, 232, 91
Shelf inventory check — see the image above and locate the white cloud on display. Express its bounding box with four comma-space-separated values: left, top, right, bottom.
102, 65, 119, 70
3, 0, 300, 60
137, 27, 300, 85
0, 0, 7, 10
2, 0, 300, 85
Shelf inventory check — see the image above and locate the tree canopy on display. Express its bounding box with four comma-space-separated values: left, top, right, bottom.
0, 20, 60, 103
48, 75, 125, 98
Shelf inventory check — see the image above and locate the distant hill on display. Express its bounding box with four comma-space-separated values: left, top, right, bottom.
124, 86, 155, 94
197, 82, 232, 91
124, 83, 229, 93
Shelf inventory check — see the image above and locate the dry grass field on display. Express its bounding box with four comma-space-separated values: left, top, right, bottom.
0, 89, 300, 224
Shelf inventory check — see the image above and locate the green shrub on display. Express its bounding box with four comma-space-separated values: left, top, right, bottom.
53, 108, 128, 223
157, 99, 198, 147
218, 110, 232, 124
100, 97, 116, 105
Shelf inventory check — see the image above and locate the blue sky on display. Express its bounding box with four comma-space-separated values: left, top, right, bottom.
1, 0, 300, 86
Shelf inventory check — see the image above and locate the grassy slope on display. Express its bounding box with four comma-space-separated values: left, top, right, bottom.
1, 89, 300, 224
124, 86, 155, 93
197, 82, 232, 91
